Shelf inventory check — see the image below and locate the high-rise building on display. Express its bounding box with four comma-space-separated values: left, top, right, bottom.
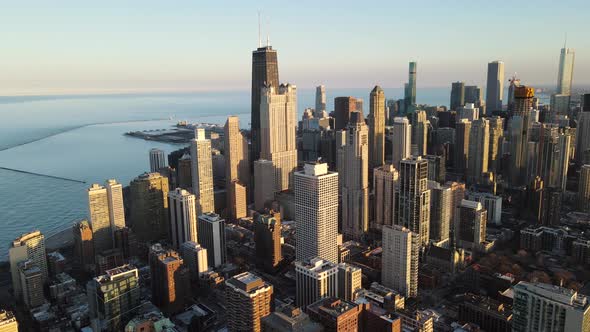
0, 310, 18, 332
9, 230, 47, 299
337, 263, 362, 302
485, 61, 505, 114
149, 148, 166, 172
508, 86, 535, 187
395, 156, 431, 246
467, 118, 490, 183
191, 129, 215, 214
168, 188, 197, 249
294, 163, 339, 263
129, 172, 169, 243
342, 111, 369, 240
73, 220, 95, 270
295, 258, 338, 308
88, 183, 113, 253
197, 212, 226, 267
392, 117, 412, 167
87, 265, 141, 332
578, 165, 590, 212
464, 85, 483, 105
224, 116, 250, 218
225, 271, 274, 332
457, 103, 479, 122
260, 84, 298, 192
373, 164, 399, 230
251, 45, 279, 166
254, 212, 283, 272
381, 225, 419, 298
575, 94, 590, 164
507, 76, 521, 112
307, 297, 362, 331
428, 181, 452, 247
457, 200, 487, 250
369, 86, 386, 169
149, 244, 190, 315
17, 260, 44, 308
105, 179, 125, 232
454, 119, 471, 175
425, 154, 446, 183
557, 47, 575, 96
535, 124, 571, 191
334, 97, 363, 131
315, 85, 327, 117
450, 81, 465, 111
466, 191, 503, 225
254, 159, 275, 211
180, 241, 208, 279
512, 281, 590, 332
445, 181, 466, 241
177, 153, 192, 190
411, 110, 429, 156
488, 116, 504, 174
404, 62, 417, 113
228, 181, 248, 220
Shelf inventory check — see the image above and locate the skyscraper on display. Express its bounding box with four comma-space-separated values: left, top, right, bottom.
404, 61, 417, 113
295, 258, 338, 308
225, 271, 274, 332
508, 86, 535, 187
342, 111, 369, 240
391, 117, 412, 167
228, 181, 248, 220
87, 265, 141, 332
73, 220, 95, 271
467, 118, 489, 183
450, 81, 465, 111
224, 116, 250, 218
485, 61, 505, 114
381, 225, 419, 298
17, 260, 44, 308
294, 163, 339, 263
536, 124, 571, 191
254, 212, 283, 272
337, 263, 362, 302
9, 230, 47, 300
512, 281, 590, 332
373, 164, 399, 230
578, 165, 590, 212
88, 183, 113, 253
191, 129, 215, 214
395, 156, 431, 246
129, 172, 169, 243
428, 181, 452, 247
105, 179, 125, 235
575, 94, 590, 165
180, 241, 208, 279
315, 85, 327, 117
254, 159, 276, 211
251, 45, 279, 166
557, 47, 575, 95
334, 96, 363, 131
149, 148, 166, 172
411, 110, 429, 156
464, 85, 482, 105
457, 200, 487, 250
369, 86, 386, 169
488, 116, 504, 174
149, 245, 190, 315
197, 212, 226, 267
168, 188, 197, 249
260, 84, 298, 192
454, 119, 471, 176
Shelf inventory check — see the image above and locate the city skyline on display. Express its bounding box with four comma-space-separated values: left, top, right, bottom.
2, 1, 590, 95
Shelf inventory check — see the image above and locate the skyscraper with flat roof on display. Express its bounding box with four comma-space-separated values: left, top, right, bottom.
149, 244, 190, 315
251, 45, 279, 166
180, 241, 208, 279
334, 96, 363, 131
197, 212, 226, 267
191, 129, 215, 214
450, 81, 465, 111
129, 172, 169, 243
454, 119, 471, 176
254, 159, 276, 211
224, 116, 250, 218
225, 271, 274, 332
467, 118, 490, 184
9, 230, 47, 299
428, 181, 452, 247
73, 220, 95, 271
254, 212, 283, 272
369, 86, 386, 169
381, 225, 419, 298
457, 199, 487, 250
168, 188, 197, 249
149, 148, 166, 172
373, 164, 399, 230
486, 61, 504, 114
88, 183, 113, 254
294, 163, 339, 263
391, 117, 411, 167
575, 94, 590, 165
295, 258, 338, 308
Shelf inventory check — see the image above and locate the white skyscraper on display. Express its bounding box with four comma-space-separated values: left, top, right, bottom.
9, 231, 47, 299
295, 258, 338, 308
180, 241, 208, 279
485, 60, 505, 114
512, 281, 590, 332
168, 188, 197, 249
149, 148, 166, 172
392, 117, 412, 167
88, 183, 113, 253
104, 179, 125, 236
260, 83, 298, 192
191, 129, 215, 214
381, 225, 419, 298
315, 85, 327, 118
342, 111, 369, 240
197, 212, 226, 267
294, 163, 339, 264
557, 47, 575, 95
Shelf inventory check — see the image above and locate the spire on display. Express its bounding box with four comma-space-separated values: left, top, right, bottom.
258, 11, 262, 48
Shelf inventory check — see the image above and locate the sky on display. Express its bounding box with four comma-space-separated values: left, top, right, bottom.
1, 0, 589, 95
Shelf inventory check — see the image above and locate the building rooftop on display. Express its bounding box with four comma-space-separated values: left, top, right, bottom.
515, 281, 589, 309
296, 258, 337, 274
199, 212, 224, 222
308, 297, 358, 318
226, 271, 270, 294
12, 230, 43, 247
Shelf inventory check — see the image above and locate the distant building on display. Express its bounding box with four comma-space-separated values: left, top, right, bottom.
450, 81, 465, 111
87, 265, 140, 332
466, 192, 502, 225
512, 281, 590, 332
9, 230, 47, 300
425, 155, 445, 184
197, 213, 226, 267
149, 148, 166, 172
315, 85, 327, 117
381, 225, 419, 298
557, 47, 575, 96
225, 271, 274, 332
454, 119, 471, 176
369, 86, 386, 169
295, 258, 338, 308
575, 94, 590, 164
404, 62, 418, 113
486, 61, 505, 114
191, 128, 215, 214
335, 96, 363, 131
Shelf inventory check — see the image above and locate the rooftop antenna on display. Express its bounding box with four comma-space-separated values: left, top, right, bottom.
266, 15, 270, 47
564, 32, 567, 49
258, 11, 262, 48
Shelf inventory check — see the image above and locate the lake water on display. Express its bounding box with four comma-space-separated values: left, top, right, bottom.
0, 88, 450, 260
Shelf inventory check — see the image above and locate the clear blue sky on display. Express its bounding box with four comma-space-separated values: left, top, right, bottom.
1, 0, 589, 95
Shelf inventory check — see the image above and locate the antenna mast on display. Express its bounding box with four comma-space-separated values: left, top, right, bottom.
258, 11, 262, 48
